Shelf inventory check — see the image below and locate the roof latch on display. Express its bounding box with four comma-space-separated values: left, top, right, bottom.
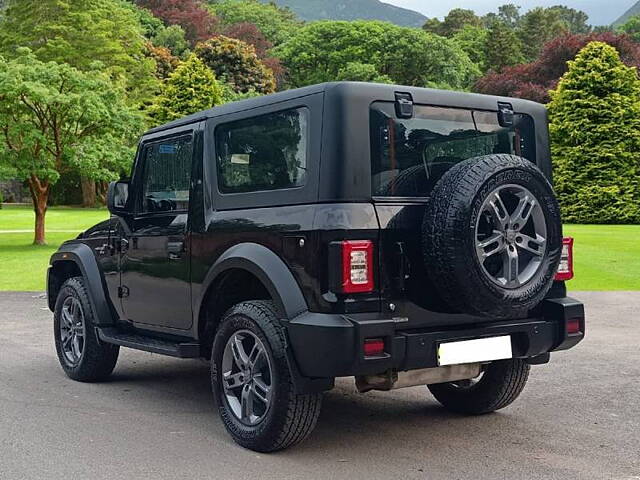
497, 102, 514, 127
395, 92, 413, 119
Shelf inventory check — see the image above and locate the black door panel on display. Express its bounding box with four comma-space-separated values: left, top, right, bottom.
119, 130, 196, 331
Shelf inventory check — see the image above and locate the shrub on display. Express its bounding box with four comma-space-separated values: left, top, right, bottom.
548, 42, 640, 224
150, 54, 223, 124
195, 35, 276, 94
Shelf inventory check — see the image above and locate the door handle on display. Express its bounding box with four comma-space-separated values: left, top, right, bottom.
167, 241, 184, 260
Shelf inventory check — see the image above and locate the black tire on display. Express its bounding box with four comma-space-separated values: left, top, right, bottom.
428, 359, 530, 415
423, 154, 562, 318
53, 277, 119, 382
378, 164, 429, 197
211, 301, 322, 452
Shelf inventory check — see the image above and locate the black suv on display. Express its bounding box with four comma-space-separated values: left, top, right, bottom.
48, 82, 585, 452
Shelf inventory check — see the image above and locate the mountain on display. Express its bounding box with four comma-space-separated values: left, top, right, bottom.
613, 0, 640, 25
261, 0, 427, 27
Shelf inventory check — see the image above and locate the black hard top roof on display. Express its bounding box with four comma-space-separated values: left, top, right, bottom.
145, 81, 544, 135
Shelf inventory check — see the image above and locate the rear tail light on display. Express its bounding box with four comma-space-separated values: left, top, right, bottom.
363, 338, 385, 357
555, 237, 574, 281
341, 240, 374, 293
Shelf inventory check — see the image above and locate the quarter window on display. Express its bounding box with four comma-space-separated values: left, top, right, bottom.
140, 135, 193, 213
215, 108, 309, 194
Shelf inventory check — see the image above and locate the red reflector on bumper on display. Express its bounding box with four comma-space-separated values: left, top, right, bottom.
363, 338, 385, 357
567, 317, 582, 335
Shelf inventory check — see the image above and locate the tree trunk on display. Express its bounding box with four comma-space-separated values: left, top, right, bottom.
80, 176, 96, 207
96, 181, 109, 205
27, 176, 50, 246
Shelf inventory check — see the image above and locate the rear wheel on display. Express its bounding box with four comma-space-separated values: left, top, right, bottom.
428, 359, 530, 415
53, 277, 119, 382
211, 301, 322, 452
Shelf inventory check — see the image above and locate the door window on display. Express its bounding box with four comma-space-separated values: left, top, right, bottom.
140, 135, 193, 213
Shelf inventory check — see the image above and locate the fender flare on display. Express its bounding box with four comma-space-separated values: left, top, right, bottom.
196, 242, 308, 323
48, 243, 115, 326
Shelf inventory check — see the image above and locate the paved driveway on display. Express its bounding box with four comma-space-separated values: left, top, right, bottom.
0, 291, 638, 480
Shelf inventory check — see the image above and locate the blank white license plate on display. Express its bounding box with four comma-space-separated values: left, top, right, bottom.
438, 335, 512, 366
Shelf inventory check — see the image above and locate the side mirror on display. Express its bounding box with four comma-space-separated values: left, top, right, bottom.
107, 180, 130, 215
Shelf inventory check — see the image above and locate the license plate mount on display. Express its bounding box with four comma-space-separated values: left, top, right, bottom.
437, 335, 513, 366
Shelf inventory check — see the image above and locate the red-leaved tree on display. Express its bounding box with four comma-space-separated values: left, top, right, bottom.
137, 0, 218, 45
475, 32, 640, 103
223, 22, 286, 88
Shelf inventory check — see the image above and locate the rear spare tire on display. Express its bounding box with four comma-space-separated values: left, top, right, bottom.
423, 154, 562, 318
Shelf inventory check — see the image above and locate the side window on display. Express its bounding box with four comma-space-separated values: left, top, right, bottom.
215, 108, 309, 194
140, 135, 193, 213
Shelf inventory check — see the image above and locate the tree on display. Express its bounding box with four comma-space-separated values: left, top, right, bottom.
274, 21, 479, 90
223, 22, 271, 57
209, 0, 301, 46
517, 7, 568, 61
150, 54, 223, 124
423, 8, 482, 37
453, 25, 489, 72
137, 0, 218, 45
123, 2, 164, 39
485, 20, 525, 72
0, 50, 142, 244
548, 6, 591, 34
497, 4, 521, 28
475, 32, 640, 103
195, 35, 276, 94
153, 24, 191, 58
0, 0, 157, 106
335, 62, 392, 83
442, 8, 482, 37
146, 43, 180, 79
222, 22, 286, 88
618, 15, 640, 43
548, 42, 640, 223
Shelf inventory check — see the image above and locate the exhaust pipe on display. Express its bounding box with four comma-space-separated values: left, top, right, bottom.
355, 363, 482, 393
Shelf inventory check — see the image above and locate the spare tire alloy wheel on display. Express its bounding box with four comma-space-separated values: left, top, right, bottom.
423, 154, 562, 318
59, 296, 86, 366
475, 184, 547, 289
221, 330, 273, 425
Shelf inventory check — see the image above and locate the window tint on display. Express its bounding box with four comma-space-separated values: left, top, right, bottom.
370, 103, 536, 197
141, 135, 193, 213
215, 108, 309, 194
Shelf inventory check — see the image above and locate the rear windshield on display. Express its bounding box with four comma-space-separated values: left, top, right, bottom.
370, 102, 536, 198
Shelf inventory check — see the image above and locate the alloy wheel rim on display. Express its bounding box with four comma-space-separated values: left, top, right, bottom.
221, 330, 273, 426
475, 184, 547, 289
60, 296, 85, 366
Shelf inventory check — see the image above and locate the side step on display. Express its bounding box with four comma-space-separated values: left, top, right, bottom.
97, 327, 200, 358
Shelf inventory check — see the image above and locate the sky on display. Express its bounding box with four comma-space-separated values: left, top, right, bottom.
383, 0, 636, 25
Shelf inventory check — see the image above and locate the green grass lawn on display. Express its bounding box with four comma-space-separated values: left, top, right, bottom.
0, 205, 108, 291
0, 205, 638, 291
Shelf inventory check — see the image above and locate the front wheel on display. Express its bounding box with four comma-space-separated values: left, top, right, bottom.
53, 277, 119, 382
428, 359, 530, 415
211, 301, 322, 452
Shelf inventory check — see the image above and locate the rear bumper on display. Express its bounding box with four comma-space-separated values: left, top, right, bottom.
286, 297, 585, 379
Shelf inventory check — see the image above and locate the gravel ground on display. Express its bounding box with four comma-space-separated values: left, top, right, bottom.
0, 291, 638, 480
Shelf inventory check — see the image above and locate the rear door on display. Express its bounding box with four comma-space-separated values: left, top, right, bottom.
119, 124, 200, 331
369, 101, 537, 325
